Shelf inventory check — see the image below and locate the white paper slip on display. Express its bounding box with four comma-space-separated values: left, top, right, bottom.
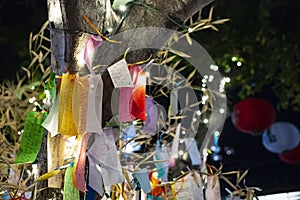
107, 59, 133, 88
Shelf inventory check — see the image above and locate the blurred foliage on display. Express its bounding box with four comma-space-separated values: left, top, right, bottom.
0, 0, 47, 81
196, 0, 300, 111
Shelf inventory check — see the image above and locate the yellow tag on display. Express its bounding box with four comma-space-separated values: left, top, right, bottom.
58, 73, 78, 136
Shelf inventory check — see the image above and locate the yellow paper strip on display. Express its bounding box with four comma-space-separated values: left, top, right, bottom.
58, 73, 78, 136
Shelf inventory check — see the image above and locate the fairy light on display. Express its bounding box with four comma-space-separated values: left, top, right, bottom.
237, 61, 242, 67
231, 56, 238, 62
192, 117, 197, 122
29, 97, 36, 104
203, 118, 208, 124
188, 28, 193, 33
209, 64, 219, 71
196, 110, 201, 116
107, 27, 113, 33
202, 83, 206, 88
178, 150, 184, 156
219, 108, 225, 114
181, 130, 186, 135
208, 75, 214, 82
31, 86, 35, 90
119, 5, 127, 12
202, 95, 208, 104
202, 79, 207, 83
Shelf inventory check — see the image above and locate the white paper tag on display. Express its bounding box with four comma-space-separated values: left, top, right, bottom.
184, 138, 202, 166
107, 59, 133, 88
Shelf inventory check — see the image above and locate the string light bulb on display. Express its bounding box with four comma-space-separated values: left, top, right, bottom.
119, 5, 127, 12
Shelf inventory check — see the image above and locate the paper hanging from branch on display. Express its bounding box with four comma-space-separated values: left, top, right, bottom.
58, 73, 78, 136
174, 171, 204, 200
108, 59, 133, 88
15, 111, 47, 164
47, 132, 65, 188
63, 165, 80, 200
205, 175, 221, 200
87, 129, 124, 188
119, 65, 146, 122
42, 95, 60, 137
73, 133, 92, 192
72, 76, 89, 134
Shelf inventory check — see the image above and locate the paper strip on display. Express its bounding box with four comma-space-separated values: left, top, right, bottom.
108, 59, 133, 88
72, 76, 89, 134
170, 123, 181, 163
47, 132, 65, 188
130, 65, 146, 121
15, 111, 47, 164
170, 87, 178, 116
175, 172, 204, 200
87, 129, 124, 188
205, 175, 221, 200
143, 97, 158, 136
84, 35, 103, 68
134, 168, 151, 193
58, 73, 78, 136
73, 133, 92, 192
63, 165, 80, 200
155, 145, 169, 182
86, 75, 103, 133
184, 138, 202, 166
42, 94, 60, 137
119, 87, 134, 122
87, 156, 103, 196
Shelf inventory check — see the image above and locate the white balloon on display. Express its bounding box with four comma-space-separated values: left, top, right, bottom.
262, 122, 300, 153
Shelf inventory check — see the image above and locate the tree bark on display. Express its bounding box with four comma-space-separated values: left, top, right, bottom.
40, 0, 214, 199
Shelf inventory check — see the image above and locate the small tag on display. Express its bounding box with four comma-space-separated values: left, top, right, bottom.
184, 138, 202, 166
108, 59, 133, 88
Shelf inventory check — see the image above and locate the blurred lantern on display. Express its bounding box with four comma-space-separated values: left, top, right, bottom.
262, 122, 300, 153
279, 142, 300, 164
231, 98, 276, 134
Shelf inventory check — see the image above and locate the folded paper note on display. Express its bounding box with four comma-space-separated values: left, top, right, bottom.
87, 129, 124, 189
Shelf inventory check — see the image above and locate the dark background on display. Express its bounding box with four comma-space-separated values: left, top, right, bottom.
1, 0, 300, 197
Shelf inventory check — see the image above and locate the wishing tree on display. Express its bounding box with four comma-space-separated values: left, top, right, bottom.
0, 0, 260, 200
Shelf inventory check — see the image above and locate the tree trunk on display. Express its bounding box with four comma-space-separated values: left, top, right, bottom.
37, 0, 214, 198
